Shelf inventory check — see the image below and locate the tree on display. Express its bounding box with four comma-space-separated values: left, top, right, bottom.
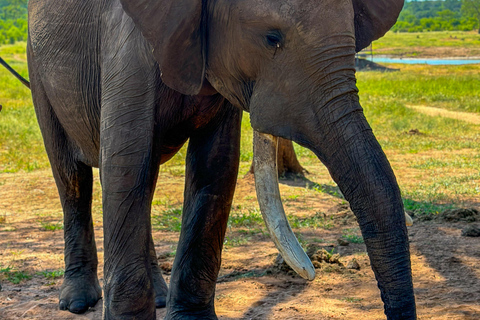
0, 0, 28, 44
462, 0, 480, 33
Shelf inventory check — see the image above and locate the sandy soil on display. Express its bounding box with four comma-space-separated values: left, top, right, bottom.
406, 105, 480, 125
1, 157, 479, 320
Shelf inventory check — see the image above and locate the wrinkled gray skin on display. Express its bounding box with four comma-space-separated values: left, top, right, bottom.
27, 0, 415, 319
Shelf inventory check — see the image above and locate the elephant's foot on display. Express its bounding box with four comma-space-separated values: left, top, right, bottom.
103, 270, 156, 319
164, 308, 218, 320
59, 274, 102, 314
153, 268, 168, 308
155, 292, 167, 309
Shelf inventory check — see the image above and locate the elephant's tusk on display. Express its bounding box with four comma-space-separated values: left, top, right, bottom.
405, 212, 413, 226
253, 131, 316, 281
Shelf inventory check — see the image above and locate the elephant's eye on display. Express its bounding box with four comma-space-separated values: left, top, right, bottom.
265, 30, 283, 49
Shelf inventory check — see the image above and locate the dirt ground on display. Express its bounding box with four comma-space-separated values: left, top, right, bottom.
405, 105, 480, 125
1, 156, 479, 320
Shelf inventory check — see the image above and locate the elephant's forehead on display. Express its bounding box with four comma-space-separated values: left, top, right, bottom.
235, 0, 317, 21
233, 0, 354, 36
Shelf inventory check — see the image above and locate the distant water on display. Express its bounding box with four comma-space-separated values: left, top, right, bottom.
368, 57, 480, 65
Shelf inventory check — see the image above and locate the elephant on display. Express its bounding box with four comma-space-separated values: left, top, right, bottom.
26, 0, 416, 319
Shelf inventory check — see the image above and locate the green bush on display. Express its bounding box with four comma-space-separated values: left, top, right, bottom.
0, 0, 28, 45
391, 1, 479, 33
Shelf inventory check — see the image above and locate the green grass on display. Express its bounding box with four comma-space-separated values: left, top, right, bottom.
0, 42, 49, 173
403, 199, 455, 217
356, 65, 480, 208
223, 235, 249, 248
39, 220, 64, 231
151, 207, 183, 232
288, 213, 334, 230
1, 265, 31, 284
228, 208, 264, 229
38, 269, 65, 280
227, 207, 333, 231
410, 155, 480, 170
371, 31, 480, 56
356, 66, 480, 155
38, 269, 65, 285
358, 65, 480, 113
342, 228, 364, 244
403, 173, 480, 202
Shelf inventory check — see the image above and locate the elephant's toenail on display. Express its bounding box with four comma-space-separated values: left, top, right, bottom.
68, 300, 89, 314
59, 300, 68, 310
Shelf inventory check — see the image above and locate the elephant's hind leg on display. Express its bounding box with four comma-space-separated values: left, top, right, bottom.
28, 55, 101, 314
166, 101, 242, 320
150, 233, 168, 308
56, 162, 102, 314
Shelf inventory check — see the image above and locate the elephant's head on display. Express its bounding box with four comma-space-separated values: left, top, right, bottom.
120, 0, 415, 317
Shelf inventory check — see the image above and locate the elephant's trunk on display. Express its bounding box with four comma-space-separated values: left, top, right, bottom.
252, 88, 416, 317
253, 132, 315, 280
306, 94, 416, 318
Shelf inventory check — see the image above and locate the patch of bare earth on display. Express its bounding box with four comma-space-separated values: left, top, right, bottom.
375, 46, 480, 59
405, 105, 480, 125
1, 162, 479, 319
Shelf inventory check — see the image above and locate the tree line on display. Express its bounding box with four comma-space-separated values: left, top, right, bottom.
393, 0, 480, 33
0, 0, 27, 45
0, 0, 479, 45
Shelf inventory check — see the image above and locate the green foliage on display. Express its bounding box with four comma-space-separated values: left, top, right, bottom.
358, 65, 480, 114
0, 43, 49, 173
288, 212, 334, 230
356, 63, 480, 208
1, 265, 31, 284
151, 207, 183, 232
228, 209, 264, 228
0, 0, 28, 45
461, 0, 480, 33
403, 198, 455, 216
342, 229, 364, 244
38, 269, 65, 280
392, 0, 479, 32
223, 235, 249, 248
39, 220, 64, 231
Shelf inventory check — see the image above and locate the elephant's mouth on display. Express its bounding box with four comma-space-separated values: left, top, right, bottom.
252, 131, 316, 280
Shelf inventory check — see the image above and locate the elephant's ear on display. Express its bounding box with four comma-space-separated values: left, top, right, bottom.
353, 0, 404, 52
120, 0, 204, 95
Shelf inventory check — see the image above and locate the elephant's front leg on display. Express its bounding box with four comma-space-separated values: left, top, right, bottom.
100, 6, 168, 318
100, 98, 160, 319
166, 102, 242, 320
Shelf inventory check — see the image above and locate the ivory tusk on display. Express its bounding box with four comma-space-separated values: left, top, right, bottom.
253, 131, 316, 281
405, 212, 413, 226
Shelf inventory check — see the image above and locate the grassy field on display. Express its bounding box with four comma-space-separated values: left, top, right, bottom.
373, 31, 480, 54
0, 42, 48, 173
370, 30, 480, 57
1, 35, 479, 211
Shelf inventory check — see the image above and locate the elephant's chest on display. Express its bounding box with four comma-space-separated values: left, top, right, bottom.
156, 94, 227, 165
